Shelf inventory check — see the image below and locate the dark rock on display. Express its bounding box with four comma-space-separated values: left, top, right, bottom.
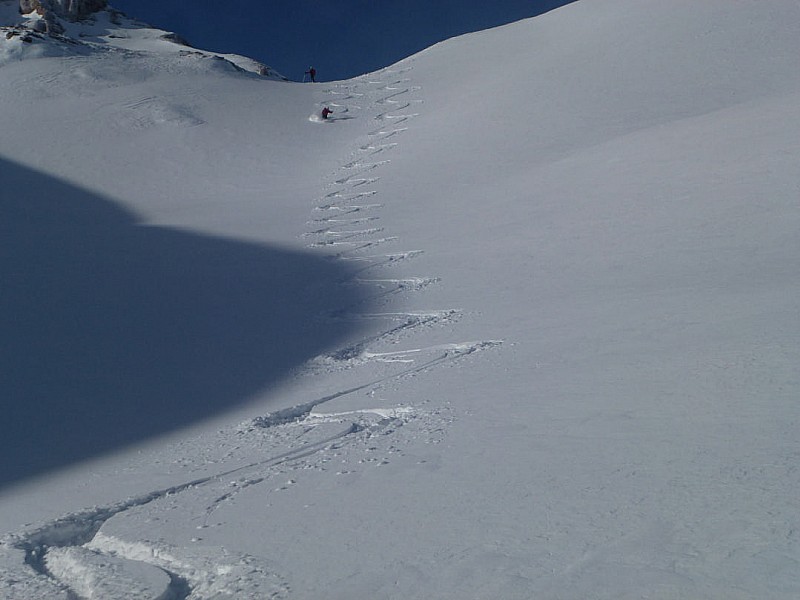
161, 32, 191, 47
19, 0, 108, 21
18, 0, 41, 15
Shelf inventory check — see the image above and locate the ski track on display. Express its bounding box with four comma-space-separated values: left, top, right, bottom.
1, 471, 290, 599
0, 338, 500, 599
0, 61, 502, 600
307, 61, 500, 370
309, 71, 424, 277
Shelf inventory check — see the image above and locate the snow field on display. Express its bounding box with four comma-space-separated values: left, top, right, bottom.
1, 0, 799, 598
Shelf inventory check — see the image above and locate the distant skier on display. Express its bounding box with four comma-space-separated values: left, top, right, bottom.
305, 66, 317, 82
321, 107, 333, 120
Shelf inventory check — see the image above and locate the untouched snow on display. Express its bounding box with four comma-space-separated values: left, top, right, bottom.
1, 0, 799, 598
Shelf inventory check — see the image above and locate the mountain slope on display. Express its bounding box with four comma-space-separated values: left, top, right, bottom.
1, 1, 799, 598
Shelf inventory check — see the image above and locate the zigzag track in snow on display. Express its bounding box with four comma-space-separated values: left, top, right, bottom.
342, 158, 391, 169
375, 88, 420, 103
309, 68, 419, 266
358, 142, 398, 157
322, 309, 464, 363
322, 187, 378, 198
257, 340, 501, 427
313, 203, 382, 216
319, 188, 378, 202
2, 468, 289, 598
0, 62, 504, 600
366, 127, 408, 141
305, 64, 503, 395
335, 250, 426, 279
198, 339, 500, 519
199, 422, 363, 525
310, 239, 398, 252
2, 330, 502, 600
309, 216, 380, 226
348, 276, 441, 293
1, 335, 498, 599
333, 174, 379, 186
303, 226, 385, 239
374, 110, 418, 122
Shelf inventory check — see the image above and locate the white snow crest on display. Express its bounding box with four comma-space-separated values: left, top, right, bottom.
44, 545, 172, 600
85, 531, 288, 599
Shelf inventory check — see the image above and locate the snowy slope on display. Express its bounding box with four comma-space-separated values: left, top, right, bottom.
2, 0, 799, 598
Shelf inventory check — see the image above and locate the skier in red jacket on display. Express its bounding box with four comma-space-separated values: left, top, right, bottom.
321, 107, 333, 120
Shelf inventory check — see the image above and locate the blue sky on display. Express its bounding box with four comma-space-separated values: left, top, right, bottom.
109, 1, 576, 81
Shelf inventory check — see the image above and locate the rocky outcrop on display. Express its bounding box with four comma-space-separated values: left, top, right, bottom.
19, 0, 107, 21
18, 0, 41, 14
17, 0, 107, 35
160, 32, 190, 47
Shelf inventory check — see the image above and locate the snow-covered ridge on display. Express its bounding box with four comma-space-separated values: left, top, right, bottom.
0, 0, 285, 77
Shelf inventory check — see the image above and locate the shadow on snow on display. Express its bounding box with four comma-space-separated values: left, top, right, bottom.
0, 156, 370, 489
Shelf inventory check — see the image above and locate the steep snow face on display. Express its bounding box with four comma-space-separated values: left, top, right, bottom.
411, 0, 800, 167
1, 0, 799, 599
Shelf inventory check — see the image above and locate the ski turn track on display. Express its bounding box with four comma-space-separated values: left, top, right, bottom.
307, 62, 500, 369
0, 61, 502, 600
0, 339, 502, 599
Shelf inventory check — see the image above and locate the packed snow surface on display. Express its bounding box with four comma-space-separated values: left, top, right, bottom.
1, 0, 799, 598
